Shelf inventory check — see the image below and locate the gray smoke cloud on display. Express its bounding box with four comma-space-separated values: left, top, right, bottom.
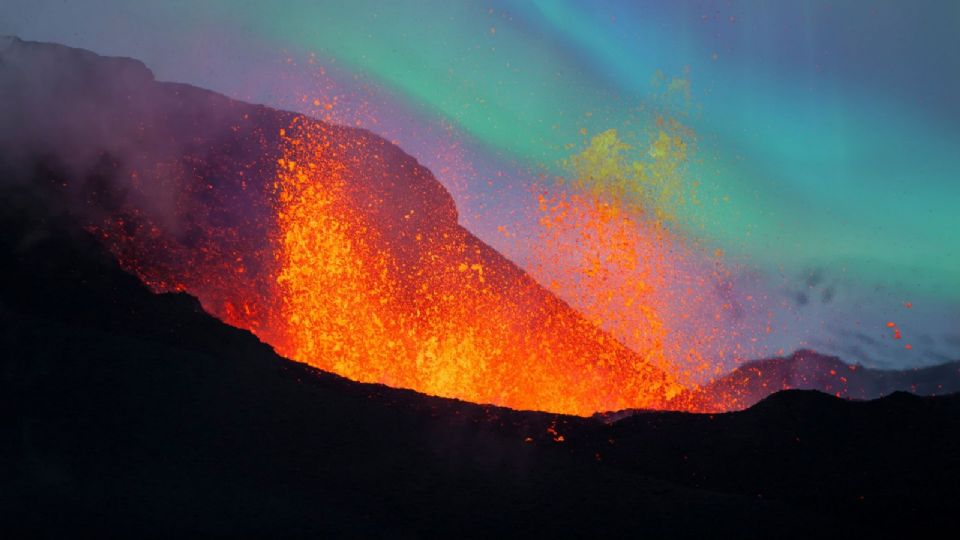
0, 35, 248, 234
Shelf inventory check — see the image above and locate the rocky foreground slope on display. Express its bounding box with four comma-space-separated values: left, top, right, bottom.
2, 169, 960, 538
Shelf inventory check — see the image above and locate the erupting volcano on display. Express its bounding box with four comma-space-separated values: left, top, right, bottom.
3, 8, 960, 536
88, 85, 687, 416
0, 34, 724, 416
3, 37, 956, 417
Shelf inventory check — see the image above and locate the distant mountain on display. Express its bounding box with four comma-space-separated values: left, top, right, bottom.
684, 349, 960, 411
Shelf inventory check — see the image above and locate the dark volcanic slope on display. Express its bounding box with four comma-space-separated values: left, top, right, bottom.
3, 187, 960, 537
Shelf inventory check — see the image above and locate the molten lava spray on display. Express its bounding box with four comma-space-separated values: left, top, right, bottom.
266, 118, 683, 414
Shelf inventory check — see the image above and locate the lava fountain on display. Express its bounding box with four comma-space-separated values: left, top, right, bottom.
266, 118, 686, 414
90, 107, 697, 415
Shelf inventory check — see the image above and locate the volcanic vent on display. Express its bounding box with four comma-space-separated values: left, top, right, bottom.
1, 37, 686, 415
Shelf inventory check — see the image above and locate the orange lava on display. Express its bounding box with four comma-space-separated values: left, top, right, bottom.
265, 119, 684, 414
530, 189, 725, 389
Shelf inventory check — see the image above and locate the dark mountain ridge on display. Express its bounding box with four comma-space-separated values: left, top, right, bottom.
683, 348, 960, 410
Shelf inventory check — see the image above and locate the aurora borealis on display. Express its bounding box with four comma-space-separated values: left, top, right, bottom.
4, 0, 957, 369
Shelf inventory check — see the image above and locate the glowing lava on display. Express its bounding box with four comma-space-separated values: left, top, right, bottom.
266, 118, 683, 414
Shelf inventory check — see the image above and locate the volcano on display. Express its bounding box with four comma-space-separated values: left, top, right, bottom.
3, 36, 960, 537
0, 36, 685, 415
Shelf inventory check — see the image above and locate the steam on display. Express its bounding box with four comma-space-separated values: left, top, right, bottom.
1, 35, 233, 233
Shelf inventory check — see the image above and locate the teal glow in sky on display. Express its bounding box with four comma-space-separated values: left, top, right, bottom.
3, 0, 957, 367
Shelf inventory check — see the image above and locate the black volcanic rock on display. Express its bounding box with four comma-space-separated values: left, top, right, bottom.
2, 180, 960, 538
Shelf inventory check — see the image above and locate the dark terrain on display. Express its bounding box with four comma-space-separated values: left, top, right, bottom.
3, 183, 960, 538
